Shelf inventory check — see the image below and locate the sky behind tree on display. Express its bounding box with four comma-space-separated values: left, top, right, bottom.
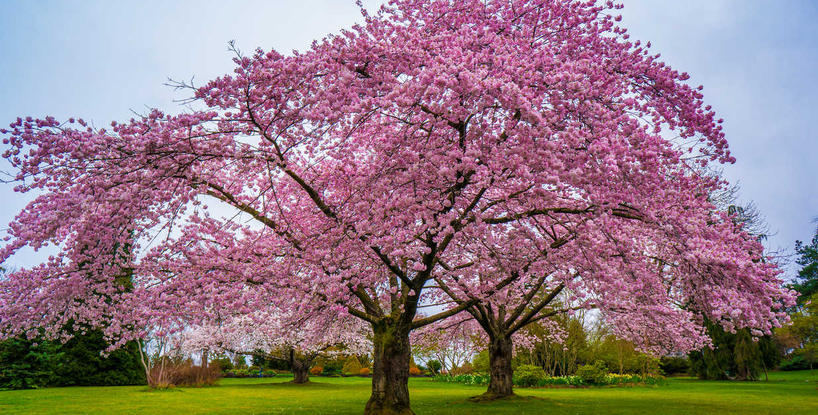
1, 0, 816, 278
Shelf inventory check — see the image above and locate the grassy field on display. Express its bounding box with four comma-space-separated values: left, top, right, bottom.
1, 370, 815, 414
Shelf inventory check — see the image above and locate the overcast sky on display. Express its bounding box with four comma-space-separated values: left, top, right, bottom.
1, 1, 816, 279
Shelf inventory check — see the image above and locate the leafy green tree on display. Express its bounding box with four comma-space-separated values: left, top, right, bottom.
777, 292, 818, 369
689, 320, 779, 380
232, 354, 248, 370
792, 227, 818, 303
472, 350, 489, 374
425, 360, 442, 376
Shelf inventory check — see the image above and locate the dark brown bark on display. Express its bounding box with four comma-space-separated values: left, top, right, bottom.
292, 362, 310, 384
486, 334, 514, 398
290, 349, 311, 384
364, 320, 414, 415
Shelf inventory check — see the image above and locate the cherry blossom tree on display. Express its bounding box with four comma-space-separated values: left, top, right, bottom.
0, 1, 796, 414
411, 316, 484, 374
429, 159, 794, 399
183, 306, 370, 384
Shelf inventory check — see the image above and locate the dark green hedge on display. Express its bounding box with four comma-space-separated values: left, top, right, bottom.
0, 330, 145, 389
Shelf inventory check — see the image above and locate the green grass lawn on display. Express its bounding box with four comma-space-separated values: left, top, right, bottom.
1, 370, 815, 415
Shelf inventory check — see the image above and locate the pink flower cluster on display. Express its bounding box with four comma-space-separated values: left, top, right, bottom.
0, 0, 794, 356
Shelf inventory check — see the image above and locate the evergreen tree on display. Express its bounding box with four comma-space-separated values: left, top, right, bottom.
0, 245, 145, 389
0, 337, 60, 389
689, 320, 779, 381
52, 329, 144, 386
0, 331, 144, 389
792, 226, 818, 302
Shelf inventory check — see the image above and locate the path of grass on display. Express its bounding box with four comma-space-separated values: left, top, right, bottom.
1, 370, 815, 414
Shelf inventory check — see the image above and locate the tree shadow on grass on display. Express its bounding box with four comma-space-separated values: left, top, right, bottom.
139, 387, 186, 393
466, 393, 548, 403
422, 393, 563, 414
226, 380, 344, 390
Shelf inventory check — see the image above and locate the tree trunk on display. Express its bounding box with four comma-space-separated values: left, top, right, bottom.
485, 334, 514, 398
288, 348, 312, 384
292, 359, 310, 384
365, 320, 413, 415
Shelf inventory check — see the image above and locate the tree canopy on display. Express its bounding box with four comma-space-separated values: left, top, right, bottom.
0, 1, 795, 413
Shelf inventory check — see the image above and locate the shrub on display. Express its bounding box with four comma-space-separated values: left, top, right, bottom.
359, 367, 371, 375
309, 366, 323, 375
514, 364, 546, 387
0, 332, 145, 389
659, 356, 690, 376
342, 356, 363, 375
779, 355, 813, 371
169, 362, 220, 387
576, 361, 608, 385
319, 358, 343, 374
409, 366, 422, 376
211, 357, 233, 372
449, 363, 474, 375
146, 358, 220, 388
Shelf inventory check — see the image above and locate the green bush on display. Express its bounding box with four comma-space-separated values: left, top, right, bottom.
659, 356, 690, 376
341, 356, 363, 375
779, 355, 814, 371
0, 331, 144, 390
514, 364, 546, 387
576, 361, 609, 385
212, 357, 233, 371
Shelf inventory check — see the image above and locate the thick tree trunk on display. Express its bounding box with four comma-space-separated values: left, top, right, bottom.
292, 362, 310, 384
485, 334, 514, 398
290, 350, 311, 384
365, 321, 414, 415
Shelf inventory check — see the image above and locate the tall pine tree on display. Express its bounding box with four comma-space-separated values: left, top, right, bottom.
792, 226, 818, 302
